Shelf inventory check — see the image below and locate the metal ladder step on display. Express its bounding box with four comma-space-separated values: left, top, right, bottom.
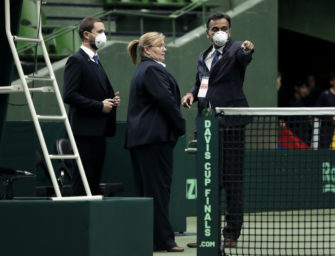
25, 75, 54, 81
49, 154, 79, 160
13, 35, 42, 43
25, 76, 54, 93
36, 115, 66, 120
0, 84, 23, 93
29, 86, 54, 93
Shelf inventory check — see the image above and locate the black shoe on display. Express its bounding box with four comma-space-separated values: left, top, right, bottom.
223, 237, 237, 248
187, 242, 197, 248
167, 246, 184, 252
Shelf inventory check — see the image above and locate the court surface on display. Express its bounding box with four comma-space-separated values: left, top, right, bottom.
155, 209, 335, 256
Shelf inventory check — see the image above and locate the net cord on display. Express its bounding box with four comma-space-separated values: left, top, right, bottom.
216, 107, 335, 116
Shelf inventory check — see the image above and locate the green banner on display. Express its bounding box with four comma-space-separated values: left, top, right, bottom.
243, 150, 335, 212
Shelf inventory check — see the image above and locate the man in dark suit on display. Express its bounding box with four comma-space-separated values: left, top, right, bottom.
182, 12, 254, 249
63, 17, 120, 195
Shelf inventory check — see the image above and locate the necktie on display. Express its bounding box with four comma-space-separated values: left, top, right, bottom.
211, 50, 220, 70
93, 55, 99, 64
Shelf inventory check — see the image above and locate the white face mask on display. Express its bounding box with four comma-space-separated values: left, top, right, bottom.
95, 32, 107, 49
212, 31, 228, 47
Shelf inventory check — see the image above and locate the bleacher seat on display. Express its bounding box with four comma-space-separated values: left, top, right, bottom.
20, 0, 47, 27
18, 0, 47, 56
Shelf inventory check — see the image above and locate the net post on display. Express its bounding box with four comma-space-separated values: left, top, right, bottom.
196, 113, 221, 256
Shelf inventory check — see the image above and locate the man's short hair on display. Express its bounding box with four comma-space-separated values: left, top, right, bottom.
78, 17, 102, 40
206, 12, 231, 29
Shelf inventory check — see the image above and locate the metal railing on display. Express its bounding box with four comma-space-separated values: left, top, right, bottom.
99, 0, 210, 41
17, 0, 219, 56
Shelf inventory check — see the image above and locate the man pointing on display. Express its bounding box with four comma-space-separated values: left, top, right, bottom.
182, 12, 254, 249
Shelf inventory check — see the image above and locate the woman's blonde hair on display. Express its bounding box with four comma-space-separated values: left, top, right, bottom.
127, 32, 165, 65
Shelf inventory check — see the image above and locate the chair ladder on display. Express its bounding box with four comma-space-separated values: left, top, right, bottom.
3, 0, 102, 200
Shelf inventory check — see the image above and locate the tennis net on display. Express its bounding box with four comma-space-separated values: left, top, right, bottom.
196, 107, 335, 256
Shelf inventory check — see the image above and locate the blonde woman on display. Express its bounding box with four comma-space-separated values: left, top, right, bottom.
125, 32, 185, 252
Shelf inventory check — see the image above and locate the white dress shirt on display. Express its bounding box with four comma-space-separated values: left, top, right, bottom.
80, 45, 98, 63
205, 45, 224, 71
154, 60, 166, 68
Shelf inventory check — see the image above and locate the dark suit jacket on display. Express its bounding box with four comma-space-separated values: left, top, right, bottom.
125, 57, 185, 149
63, 48, 116, 137
190, 39, 253, 115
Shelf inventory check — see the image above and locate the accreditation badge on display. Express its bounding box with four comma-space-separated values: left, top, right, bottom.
197, 76, 209, 98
